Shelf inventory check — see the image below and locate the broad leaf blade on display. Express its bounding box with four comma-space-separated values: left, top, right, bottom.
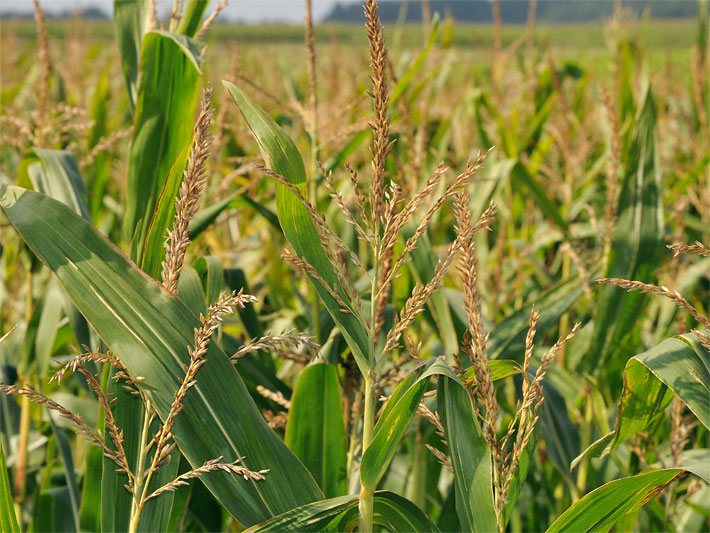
588, 88, 664, 368
438, 376, 497, 532
0, 185, 323, 526
285, 364, 347, 498
113, 0, 149, 112
547, 469, 685, 533
124, 30, 203, 275
575, 331, 709, 466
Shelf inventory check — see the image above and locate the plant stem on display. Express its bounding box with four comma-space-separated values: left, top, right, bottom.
359, 375, 376, 532
128, 404, 154, 533
13, 393, 30, 505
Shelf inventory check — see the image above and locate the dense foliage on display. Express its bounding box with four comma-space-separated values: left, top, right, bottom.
0, 0, 708, 531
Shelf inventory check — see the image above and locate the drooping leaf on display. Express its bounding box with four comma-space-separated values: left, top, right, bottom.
247, 494, 356, 532
18, 149, 89, 219
360, 358, 456, 491
224, 81, 372, 373
285, 364, 347, 498
246, 491, 439, 533
0, 185, 323, 526
547, 469, 686, 533
574, 331, 709, 466
463, 359, 522, 384
331, 491, 441, 532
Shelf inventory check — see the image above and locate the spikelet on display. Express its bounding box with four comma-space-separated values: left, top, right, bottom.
364, 0, 391, 226
147, 456, 267, 501
453, 191, 499, 455
668, 241, 710, 258
147, 290, 256, 474
161, 86, 214, 295
597, 278, 709, 329
256, 385, 292, 410
231, 330, 318, 362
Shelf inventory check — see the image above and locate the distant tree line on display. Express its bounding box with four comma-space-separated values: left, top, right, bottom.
325, 0, 701, 24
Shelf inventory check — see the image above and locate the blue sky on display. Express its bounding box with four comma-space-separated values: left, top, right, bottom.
10, 0, 341, 23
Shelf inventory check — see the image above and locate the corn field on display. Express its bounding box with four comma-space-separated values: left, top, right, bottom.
0, 0, 708, 531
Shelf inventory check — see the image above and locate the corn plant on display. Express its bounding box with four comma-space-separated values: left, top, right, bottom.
0, 0, 708, 531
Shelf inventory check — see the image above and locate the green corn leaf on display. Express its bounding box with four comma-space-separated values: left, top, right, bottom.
102, 376, 174, 532
224, 81, 372, 373
390, 14, 440, 103
628, 332, 709, 430
330, 491, 441, 532
113, 0, 150, 112
188, 193, 237, 238
175, 0, 209, 37
503, 428, 538, 525
33, 280, 64, 379
247, 494, 355, 532
0, 439, 19, 533
361, 374, 427, 491
487, 276, 585, 361
511, 161, 568, 234
588, 88, 664, 369
463, 359, 522, 384
360, 357, 456, 491
574, 331, 709, 467
438, 376, 497, 532
539, 381, 580, 477
49, 416, 81, 532
188, 191, 281, 238
0, 185, 323, 526
124, 30, 203, 275
547, 469, 687, 533
113, 31, 203, 527
78, 442, 103, 532
285, 364, 347, 498
18, 149, 89, 219
247, 491, 439, 532
16, 148, 94, 364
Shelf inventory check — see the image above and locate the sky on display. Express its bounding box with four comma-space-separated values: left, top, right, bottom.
7, 0, 341, 23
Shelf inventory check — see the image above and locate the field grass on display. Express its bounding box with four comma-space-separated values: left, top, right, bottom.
3, 16, 699, 48
0, 1, 708, 532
